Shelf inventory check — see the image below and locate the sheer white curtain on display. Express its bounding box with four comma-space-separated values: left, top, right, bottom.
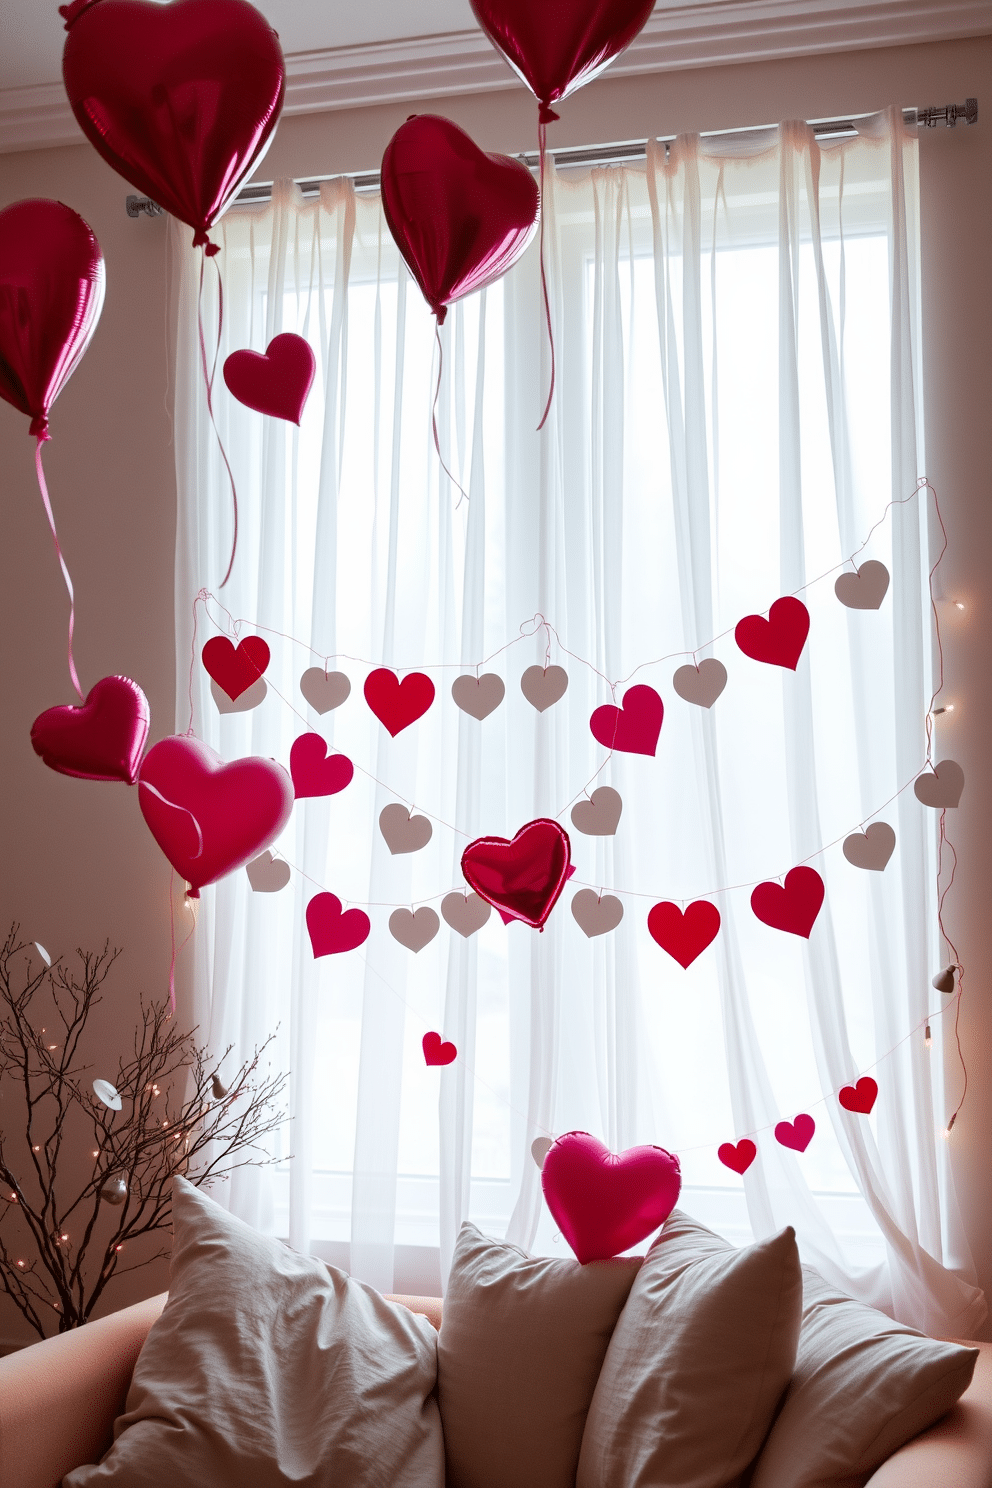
172, 108, 984, 1334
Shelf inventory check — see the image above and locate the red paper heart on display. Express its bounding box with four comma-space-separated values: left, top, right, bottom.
364, 668, 435, 736
223, 333, 315, 424
31, 675, 149, 784
751, 867, 824, 939
647, 900, 721, 968
839, 1077, 878, 1115
462, 819, 571, 929
775, 1114, 815, 1152
718, 1139, 757, 1175
202, 636, 270, 701
735, 596, 810, 670
423, 1031, 457, 1066
589, 684, 664, 756
138, 736, 293, 895
289, 734, 354, 799
306, 892, 371, 957
541, 1131, 682, 1264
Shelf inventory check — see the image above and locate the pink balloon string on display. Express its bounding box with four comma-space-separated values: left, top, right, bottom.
536, 119, 556, 432
34, 436, 84, 701
197, 252, 239, 587
432, 325, 470, 505
138, 779, 205, 866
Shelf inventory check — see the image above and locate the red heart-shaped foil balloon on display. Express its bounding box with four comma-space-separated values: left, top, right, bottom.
61, 0, 285, 252
138, 736, 293, 895
589, 684, 663, 756
223, 333, 316, 424
364, 668, 435, 736
735, 596, 810, 671
306, 892, 371, 957
751, 866, 824, 939
201, 636, 270, 701
461, 818, 570, 929
381, 115, 540, 324
469, 0, 655, 118
647, 900, 721, 968
31, 675, 149, 783
289, 734, 354, 799
542, 1131, 682, 1264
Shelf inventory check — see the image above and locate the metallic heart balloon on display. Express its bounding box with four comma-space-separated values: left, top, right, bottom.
541, 1131, 682, 1264
469, 0, 655, 120
0, 199, 105, 439
61, 0, 285, 254
31, 676, 149, 784
461, 818, 571, 929
381, 114, 540, 324
223, 333, 316, 424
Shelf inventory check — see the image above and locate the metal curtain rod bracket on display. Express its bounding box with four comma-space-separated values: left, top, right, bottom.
916, 97, 978, 127
126, 194, 163, 218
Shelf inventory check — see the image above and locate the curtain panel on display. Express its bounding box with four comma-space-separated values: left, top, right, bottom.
171, 108, 985, 1336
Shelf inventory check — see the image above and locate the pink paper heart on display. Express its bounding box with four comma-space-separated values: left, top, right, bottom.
751, 867, 824, 939
718, 1139, 756, 1175
735, 597, 810, 670
774, 1114, 815, 1152
31, 675, 149, 783
289, 734, 354, 799
306, 892, 371, 957
541, 1130, 681, 1264
364, 668, 435, 736
422, 1031, 457, 1066
223, 333, 316, 424
589, 684, 663, 756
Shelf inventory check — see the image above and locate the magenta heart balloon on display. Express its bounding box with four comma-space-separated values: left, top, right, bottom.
469, 0, 655, 119
223, 333, 316, 424
138, 736, 293, 896
0, 199, 105, 439
381, 115, 540, 324
61, 0, 285, 252
542, 1131, 682, 1263
31, 675, 149, 784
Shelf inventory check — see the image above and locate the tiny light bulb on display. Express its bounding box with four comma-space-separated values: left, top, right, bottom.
925, 1024, 932, 1046
32, 1145, 39, 1152
16, 1260, 25, 1268
955, 601, 965, 611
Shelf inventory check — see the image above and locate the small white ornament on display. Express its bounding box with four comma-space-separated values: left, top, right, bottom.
246, 851, 291, 892
211, 1073, 229, 1100
92, 1079, 122, 1112
672, 658, 728, 709
441, 892, 492, 938
101, 1175, 127, 1205
570, 890, 624, 938
571, 786, 623, 836
379, 804, 433, 854
914, 760, 964, 809
34, 943, 51, 967
835, 561, 890, 611
531, 1137, 553, 1169
842, 822, 896, 871
211, 676, 267, 713
520, 665, 569, 713
300, 668, 351, 714
389, 907, 441, 953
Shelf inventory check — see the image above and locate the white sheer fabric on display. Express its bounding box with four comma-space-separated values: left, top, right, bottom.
172, 109, 984, 1334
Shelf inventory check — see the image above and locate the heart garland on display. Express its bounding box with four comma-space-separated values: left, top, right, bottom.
290, 734, 354, 799
202, 636, 270, 701
364, 668, 435, 736
735, 597, 810, 671
589, 684, 664, 755
647, 900, 721, 968
751, 867, 824, 939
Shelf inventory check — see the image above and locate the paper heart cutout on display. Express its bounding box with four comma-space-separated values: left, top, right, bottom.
306, 892, 371, 957
520, 665, 569, 712
590, 684, 664, 756
647, 900, 721, 969
842, 822, 895, 871
451, 673, 505, 720
914, 760, 964, 808
461, 818, 571, 929
223, 333, 315, 424
718, 1139, 756, 1175
423, 1030, 457, 1066
571, 890, 624, 938
735, 597, 810, 671
246, 850, 291, 893
570, 786, 622, 836
835, 560, 890, 611
839, 1077, 877, 1115
531, 1136, 554, 1169
672, 659, 728, 709
202, 636, 270, 701
31, 675, 149, 784
211, 677, 267, 714
775, 1114, 815, 1152
364, 668, 435, 736
290, 734, 354, 800
389, 907, 440, 953
379, 804, 433, 854
751, 867, 824, 939
300, 668, 351, 714
441, 892, 492, 938
541, 1131, 682, 1264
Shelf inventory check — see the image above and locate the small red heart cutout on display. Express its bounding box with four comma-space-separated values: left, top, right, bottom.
202, 636, 270, 701
735, 596, 810, 670
718, 1139, 756, 1174
289, 734, 354, 799
423, 1031, 457, 1066
541, 1131, 682, 1264
223, 333, 316, 424
462, 819, 571, 929
839, 1077, 878, 1115
31, 675, 149, 784
364, 668, 435, 736
647, 900, 721, 968
589, 684, 664, 756
751, 867, 824, 939
775, 1114, 815, 1152
306, 892, 371, 957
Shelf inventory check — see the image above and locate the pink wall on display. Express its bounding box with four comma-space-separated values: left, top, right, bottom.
0, 33, 989, 1344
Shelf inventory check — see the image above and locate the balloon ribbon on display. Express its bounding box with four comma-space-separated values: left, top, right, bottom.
197, 252, 239, 586
35, 436, 84, 701
537, 118, 557, 432
432, 325, 470, 505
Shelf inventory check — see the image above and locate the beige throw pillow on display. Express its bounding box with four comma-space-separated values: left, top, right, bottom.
747, 1264, 979, 1488
577, 1209, 803, 1488
64, 1177, 444, 1488
437, 1221, 642, 1488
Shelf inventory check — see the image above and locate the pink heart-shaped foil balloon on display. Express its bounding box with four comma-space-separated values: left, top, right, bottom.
541, 1131, 681, 1264
223, 333, 316, 424
461, 818, 571, 929
31, 675, 149, 783
138, 736, 293, 895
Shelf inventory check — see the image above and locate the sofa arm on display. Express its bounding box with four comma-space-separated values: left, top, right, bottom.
864, 1340, 992, 1488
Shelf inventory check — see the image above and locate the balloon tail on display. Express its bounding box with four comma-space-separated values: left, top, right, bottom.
197, 252, 239, 587
167, 871, 199, 1019
432, 324, 470, 506
537, 119, 556, 432
35, 436, 84, 701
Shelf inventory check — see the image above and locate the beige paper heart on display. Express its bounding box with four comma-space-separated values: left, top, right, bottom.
531, 1136, 553, 1169
932, 966, 956, 994
672, 658, 727, 708
300, 667, 351, 714
914, 760, 964, 808
246, 850, 291, 892
211, 676, 267, 714
520, 664, 569, 712
379, 804, 434, 854
451, 673, 505, 720
441, 891, 492, 937
571, 889, 624, 938
835, 560, 890, 611
388, 906, 440, 953
842, 821, 896, 871
570, 786, 623, 836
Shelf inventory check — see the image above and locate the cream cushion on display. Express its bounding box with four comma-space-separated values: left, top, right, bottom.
577, 1209, 803, 1488
63, 1176, 444, 1488
748, 1264, 979, 1488
437, 1221, 642, 1488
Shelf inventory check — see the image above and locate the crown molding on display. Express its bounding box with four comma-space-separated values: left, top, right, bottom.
2, 0, 990, 155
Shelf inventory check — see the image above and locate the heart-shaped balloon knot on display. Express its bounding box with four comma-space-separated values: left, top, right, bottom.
59, 0, 100, 30
539, 104, 561, 124
434, 304, 448, 325
30, 415, 51, 440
